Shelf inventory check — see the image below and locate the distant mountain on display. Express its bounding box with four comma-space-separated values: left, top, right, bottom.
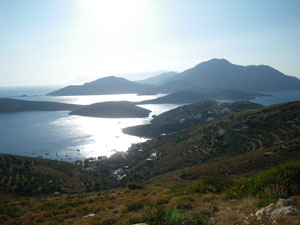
138, 90, 269, 104
137, 72, 178, 85
157, 59, 300, 93
47, 76, 157, 96
120, 70, 169, 81
70, 101, 151, 118
48, 59, 300, 96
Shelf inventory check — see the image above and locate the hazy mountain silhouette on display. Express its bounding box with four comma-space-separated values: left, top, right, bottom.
157, 59, 300, 93
137, 72, 178, 85
138, 90, 269, 104
48, 76, 157, 96
48, 59, 300, 96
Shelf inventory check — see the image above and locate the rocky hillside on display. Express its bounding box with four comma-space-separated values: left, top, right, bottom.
124, 101, 262, 138
110, 101, 300, 181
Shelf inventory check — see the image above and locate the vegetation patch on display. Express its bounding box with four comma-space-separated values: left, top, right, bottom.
225, 160, 300, 199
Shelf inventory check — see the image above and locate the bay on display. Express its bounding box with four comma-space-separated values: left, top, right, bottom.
0, 87, 181, 161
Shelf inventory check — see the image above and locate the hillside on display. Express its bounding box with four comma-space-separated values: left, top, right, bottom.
1, 102, 300, 224
157, 59, 300, 93
0, 154, 114, 195
70, 101, 151, 118
123, 101, 262, 138
1, 159, 300, 225
137, 90, 269, 105
0, 98, 81, 113
107, 101, 300, 181
47, 76, 157, 96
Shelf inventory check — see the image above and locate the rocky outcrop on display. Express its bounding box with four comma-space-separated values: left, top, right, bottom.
243, 198, 299, 224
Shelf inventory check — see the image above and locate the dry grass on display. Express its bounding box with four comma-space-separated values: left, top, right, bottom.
239, 197, 258, 216
0, 181, 299, 225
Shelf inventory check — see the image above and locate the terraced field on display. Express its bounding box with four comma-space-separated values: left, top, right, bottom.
104, 101, 300, 181
123, 101, 262, 138
0, 154, 114, 195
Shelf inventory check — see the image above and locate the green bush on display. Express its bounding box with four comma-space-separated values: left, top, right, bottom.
141, 207, 208, 225
167, 176, 232, 196
126, 200, 151, 212
126, 182, 143, 190
194, 176, 232, 194
225, 160, 300, 199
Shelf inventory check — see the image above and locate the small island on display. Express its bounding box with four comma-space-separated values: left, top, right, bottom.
69, 101, 151, 118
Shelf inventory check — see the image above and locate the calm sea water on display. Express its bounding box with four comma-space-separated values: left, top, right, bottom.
0, 87, 181, 161
1, 87, 300, 161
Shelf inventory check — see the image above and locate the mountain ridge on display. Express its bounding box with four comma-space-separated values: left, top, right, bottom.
47, 76, 157, 96
47, 59, 300, 96
158, 58, 300, 93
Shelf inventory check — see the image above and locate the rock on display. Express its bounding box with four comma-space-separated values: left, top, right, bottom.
270, 206, 298, 218
275, 198, 294, 208
244, 198, 299, 224
255, 203, 275, 220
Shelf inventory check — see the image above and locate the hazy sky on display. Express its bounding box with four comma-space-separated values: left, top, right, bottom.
1, 0, 300, 86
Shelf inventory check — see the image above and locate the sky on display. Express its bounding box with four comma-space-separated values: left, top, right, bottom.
1, 0, 300, 86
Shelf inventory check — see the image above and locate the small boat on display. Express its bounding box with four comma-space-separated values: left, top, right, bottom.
77, 149, 80, 152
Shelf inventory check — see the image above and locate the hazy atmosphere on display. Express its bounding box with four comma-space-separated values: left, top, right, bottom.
1, 0, 300, 86
2, 1, 300, 224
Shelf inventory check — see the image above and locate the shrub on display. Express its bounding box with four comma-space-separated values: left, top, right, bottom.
101, 215, 118, 225
143, 207, 208, 225
225, 160, 300, 199
126, 182, 143, 190
167, 176, 232, 196
170, 195, 195, 210
126, 200, 151, 212
194, 176, 233, 194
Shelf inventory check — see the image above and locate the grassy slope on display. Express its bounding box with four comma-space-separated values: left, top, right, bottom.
1, 160, 300, 225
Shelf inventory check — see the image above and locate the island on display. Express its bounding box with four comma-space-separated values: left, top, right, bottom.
0, 98, 151, 118
0, 98, 82, 113
69, 101, 151, 118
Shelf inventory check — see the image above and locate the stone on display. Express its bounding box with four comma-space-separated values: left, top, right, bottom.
270, 206, 298, 219
275, 198, 294, 208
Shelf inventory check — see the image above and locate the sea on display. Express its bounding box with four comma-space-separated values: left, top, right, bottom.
0, 86, 182, 162
1, 86, 300, 162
